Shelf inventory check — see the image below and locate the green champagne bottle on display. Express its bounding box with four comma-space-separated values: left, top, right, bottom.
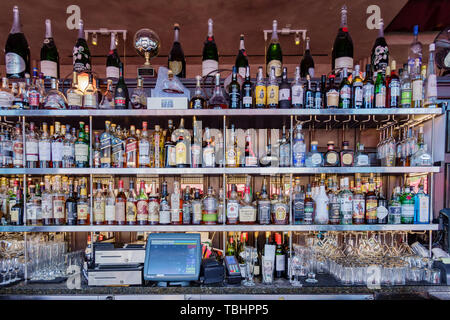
266, 20, 282, 77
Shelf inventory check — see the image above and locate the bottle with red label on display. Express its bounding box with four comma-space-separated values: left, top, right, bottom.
125, 125, 138, 168
136, 180, 149, 225
126, 180, 137, 225
113, 62, 129, 109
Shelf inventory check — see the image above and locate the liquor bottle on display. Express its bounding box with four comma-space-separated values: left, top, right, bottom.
11, 81, 25, 109
241, 67, 253, 108
52, 176, 65, 225
226, 184, 239, 224
351, 65, 363, 108
152, 125, 164, 168
189, 75, 207, 109
326, 75, 339, 108
340, 141, 354, 167
255, 66, 267, 108
26, 184, 41, 226
332, 5, 353, 74
10, 188, 23, 226
190, 118, 202, 168
114, 62, 129, 109
115, 180, 126, 225
208, 73, 228, 108
315, 183, 329, 224
74, 122, 89, 168
257, 178, 271, 225
292, 124, 306, 167
377, 186, 389, 224
72, 19, 91, 73
226, 124, 239, 168
362, 64, 375, 108
424, 43, 438, 108
51, 122, 64, 168
27, 69, 41, 109
352, 174, 365, 224
387, 60, 400, 108
104, 181, 116, 225
267, 67, 279, 108
130, 77, 147, 109
203, 186, 217, 225
136, 180, 148, 225
303, 184, 314, 225
168, 23, 186, 78
411, 125, 432, 166
228, 66, 241, 109
400, 63, 412, 108
274, 233, 285, 278
299, 36, 314, 77
106, 33, 121, 81
93, 182, 105, 225
266, 20, 282, 77
202, 127, 216, 168
1, 129, 13, 168
43, 79, 68, 109
339, 68, 351, 108
25, 122, 39, 168
77, 183, 89, 225
328, 180, 340, 225
181, 186, 192, 225
226, 235, 236, 256
305, 141, 323, 167
0, 78, 13, 109
217, 188, 225, 224
292, 178, 304, 224
408, 25, 423, 71
304, 75, 314, 109
354, 143, 369, 166
260, 130, 278, 167
339, 178, 353, 225
314, 81, 322, 109
147, 180, 160, 225
412, 58, 423, 108
235, 34, 249, 78
40, 19, 59, 79
83, 73, 98, 109
5, 6, 30, 78
136, 122, 150, 168
365, 176, 378, 224
202, 19, 219, 77
12, 124, 23, 168
66, 72, 83, 109
173, 118, 191, 167
62, 125, 75, 168
38, 123, 51, 168
388, 186, 402, 224
98, 121, 111, 168
324, 141, 340, 166
291, 66, 303, 108
98, 79, 114, 109
170, 181, 182, 225
164, 120, 176, 168
400, 186, 415, 224
279, 125, 290, 167
40, 176, 52, 225
125, 125, 138, 168
371, 18, 389, 75
159, 181, 171, 225
374, 69, 386, 108
191, 189, 202, 225
125, 179, 138, 225
276, 67, 291, 109
240, 177, 257, 224
319, 75, 327, 108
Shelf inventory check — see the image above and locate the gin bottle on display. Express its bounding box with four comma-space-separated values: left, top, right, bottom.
292, 124, 306, 167
400, 186, 415, 224
414, 179, 429, 224
279, 125, 290, 167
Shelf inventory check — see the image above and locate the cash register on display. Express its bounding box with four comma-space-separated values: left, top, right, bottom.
143, 233, 202, 287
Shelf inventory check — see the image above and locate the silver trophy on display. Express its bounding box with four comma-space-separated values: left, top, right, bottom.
134, 28, 160, 78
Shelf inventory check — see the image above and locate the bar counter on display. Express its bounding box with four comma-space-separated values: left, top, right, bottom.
0, 276, 448, 300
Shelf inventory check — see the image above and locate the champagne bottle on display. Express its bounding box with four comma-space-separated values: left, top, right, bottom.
371, 18, 389, 75
114, 62, 129, 109
40, 19, 59, 79
168, 23, 186, 78
106, 33, 121, 81
266, 20, 282, 77
300, 37, 315, 78
332, 5, 353, 74
5, 6, 30, 78
202, 19, 219, 77
235, 34, 249, 78
72, 19, 91, 73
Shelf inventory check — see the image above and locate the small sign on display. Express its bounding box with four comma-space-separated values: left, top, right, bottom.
147, 97, 188, 110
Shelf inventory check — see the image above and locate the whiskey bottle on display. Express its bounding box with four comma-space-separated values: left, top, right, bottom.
239, 177, 257, 224
152, 125, 164, 168
148, 180, 160, 225
170, 181, 182, 225
77, 182, 89, 225
105, 181, 116, 225
365, 176, 378, 224
202, 186, 217, 225
164, 119, 176, 168
324, 141, 340, 166
258, 178, 271, 225
126, 180, 138, 225
340, 141, 354, 167
292, 178, 305, 224
125, 125, 138, 168
52, 176, 65, 225
271, 186, 289, 225
182, 186, 192, 225
226, 184, 239, 224
93, 182, 105, 225
328, 180, 340, 225
303, 184, 314, 225
159, 181, 171, 225
136, 180, 148, 225
115, 180, 126, 225
191, 189, 203, 225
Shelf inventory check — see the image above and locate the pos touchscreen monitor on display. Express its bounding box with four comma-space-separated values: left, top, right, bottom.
143, 233, 201, 286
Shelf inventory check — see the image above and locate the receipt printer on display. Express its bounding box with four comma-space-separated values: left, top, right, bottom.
200, 258, 224, 285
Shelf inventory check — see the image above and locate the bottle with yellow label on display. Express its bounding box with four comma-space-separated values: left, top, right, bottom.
172, 118, 191, 167
267, 66, 279, 108
266, 20, 282, 77
255, 66, 267, 108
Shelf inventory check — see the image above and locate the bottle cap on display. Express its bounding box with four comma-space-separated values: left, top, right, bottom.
429, 43, 435, 51
328, 141, 335, 145
311, 141, 318, 145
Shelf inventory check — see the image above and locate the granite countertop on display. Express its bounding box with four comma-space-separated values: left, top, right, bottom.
0, 275, 448, 299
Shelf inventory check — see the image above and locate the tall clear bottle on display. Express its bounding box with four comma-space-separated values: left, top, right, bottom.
424, 43, 438, 108
408, 25, 423, 71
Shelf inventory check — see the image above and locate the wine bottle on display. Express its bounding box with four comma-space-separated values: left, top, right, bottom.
106, 33, 121, 81
114, 62, 129, 109
235, 34, 249, 78
266, 20, 282, 77
5, 6, 30, 78
278, 67, 291, 108
300, 37, 315, 78
241, 66, 253, 108
40, 19, 59, 79
72, 19, 91, 73
371, 18, 389, 76
332, 5, 353, 74
202, 19, 219, 77
168, 23, 186, 78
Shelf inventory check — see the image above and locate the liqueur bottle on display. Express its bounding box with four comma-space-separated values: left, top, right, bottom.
339, 178, 353, 225
267, 67, 279, 108
387, 60, 400, 108
239, 177, 257, 224
77, 183, 89, 225
173, 118, 191, 167
40, 19, 59, 79
168, 23, 186, 78
352, 174, 365, 224
202, 19, 219, 77
365, 176, 378, 224
159, 181, 171, 225
148, 180, 160, 225
5, 6, 30, 78
93, 182, 105, 225
105, 181, 116, 225
266, 20, 282, 77
170, 181, 182, 225
189, 75, 207, 109
136, 180, 148, 225
115, 180, 126, 225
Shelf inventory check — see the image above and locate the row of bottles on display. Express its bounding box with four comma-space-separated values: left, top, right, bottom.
0, 173, 430, 226
3, 118, 430, 169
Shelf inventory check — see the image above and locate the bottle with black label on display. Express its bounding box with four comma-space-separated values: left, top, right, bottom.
114, 62, 129, 109
72, 19, 91, 73
228, 66, 241, 109
241, 66, 253, 108
292, 178, 305, 224
326, 75, 339, 108
278, 67, 291, 108
168, 23, 186, 78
